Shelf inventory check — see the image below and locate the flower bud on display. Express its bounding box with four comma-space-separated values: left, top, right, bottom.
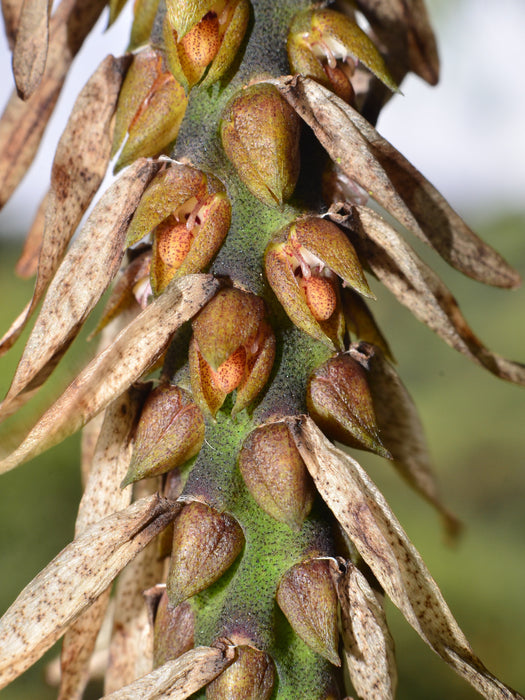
265, 217, 371, 349
111, 47, 188, 172
167, 501, 245, 607
206, 645, 276, 700
120, 384, 205, 487
153, 590, 194, 666
221, 83, 301, 207
287, 8, 398, 101
276, 559, 340, 666
164, 0, 250, 91
189, 288, 275, 416
238, 422, 315, 530
125, 165, 231, 293
151, 190, 231, 293
306, 353, 391, 459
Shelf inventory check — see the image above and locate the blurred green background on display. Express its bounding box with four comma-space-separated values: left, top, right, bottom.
0, 211, 524, 699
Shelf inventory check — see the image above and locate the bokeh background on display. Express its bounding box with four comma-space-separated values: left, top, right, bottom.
0, 0, 524, 698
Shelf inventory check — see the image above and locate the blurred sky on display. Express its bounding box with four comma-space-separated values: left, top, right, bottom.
0, 0, 524, 237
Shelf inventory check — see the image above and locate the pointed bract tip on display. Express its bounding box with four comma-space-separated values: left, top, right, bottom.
307, 353, 392, 459
276, 558, 340, 666
239, 422, 315, 530
221, 83, 301, 207
167, 500, 245, 607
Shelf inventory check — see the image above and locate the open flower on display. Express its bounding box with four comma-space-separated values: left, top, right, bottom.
265, 216, 372, 348
287, 7, 397, 104
125, 164, 231, 294
164, 0, 250, 91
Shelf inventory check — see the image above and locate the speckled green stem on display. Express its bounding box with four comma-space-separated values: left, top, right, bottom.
160, 1, 343, 696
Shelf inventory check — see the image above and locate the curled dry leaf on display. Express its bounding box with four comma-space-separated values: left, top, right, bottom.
1, 0, 21, 48
0, 274, 219, 475
13, 47, 129, 297
0, 300, 31, 369
330, 559, 397, 700
274, 76, 420, 232
79, 312, 140, 485
346, 206, 525, 386
80, 411, 105, 486
290, 416, 524, 700
104, 528, 165, 693
15, 188, 48, 279
0, 157, 159, 415
331, 94, 520, 289
101, 644, 235, 700
1, 72, 145, 354
0, 0, 107, 208
25, 54, 129, 317
75, 387, 147, 534
58, 596, 111, 700
275, 75, 520, 289
58, 387, 147, 700
348, 342, 461, 537
53, 599, 114, 692
12, 0, 52, 99
0, 494, 179, 690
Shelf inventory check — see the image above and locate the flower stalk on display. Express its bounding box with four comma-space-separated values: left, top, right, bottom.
0, 0, 523, 698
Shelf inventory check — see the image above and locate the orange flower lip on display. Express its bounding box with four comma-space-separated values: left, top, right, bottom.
165, 0, 250, 91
